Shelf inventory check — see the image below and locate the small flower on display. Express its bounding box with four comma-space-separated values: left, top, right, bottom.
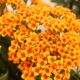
36, 25, 46, 32
0, 45, 2, 49
7, 5, 13, 11
41, 73, 51, 80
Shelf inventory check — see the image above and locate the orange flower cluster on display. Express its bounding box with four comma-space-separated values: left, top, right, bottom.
0, 0, 80, 80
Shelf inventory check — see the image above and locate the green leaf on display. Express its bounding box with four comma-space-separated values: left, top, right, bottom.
15, 25, 19, 31
50, 73, 54, 80
35, 75, 41, 80
32, 29, 41, 34
51, 0, 64, 3
24, 0, 28, 3
70, 70, 80, 80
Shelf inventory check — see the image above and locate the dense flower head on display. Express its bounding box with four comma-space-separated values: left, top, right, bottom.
0, 0, 80, 80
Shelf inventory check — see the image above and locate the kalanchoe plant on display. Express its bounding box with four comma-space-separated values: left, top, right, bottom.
0, 0, 80, 80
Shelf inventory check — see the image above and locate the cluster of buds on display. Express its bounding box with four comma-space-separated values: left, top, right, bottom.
0, 0, 80, 80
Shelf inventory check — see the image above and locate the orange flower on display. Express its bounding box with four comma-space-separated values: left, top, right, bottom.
1, 29, 7, 37
42, 66, 52, 76
54, 74, 63, 80
28, 21, 39, 30
0, 45, 2, 49
47, 55, 56, 64
8, 44, 18, 53
37, 58, 47, 68
41, 73, 51, 80
21, 71, 29, 80
28, 71, 35, 80
31, 0, 42, 4
32, 67, 41, 76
